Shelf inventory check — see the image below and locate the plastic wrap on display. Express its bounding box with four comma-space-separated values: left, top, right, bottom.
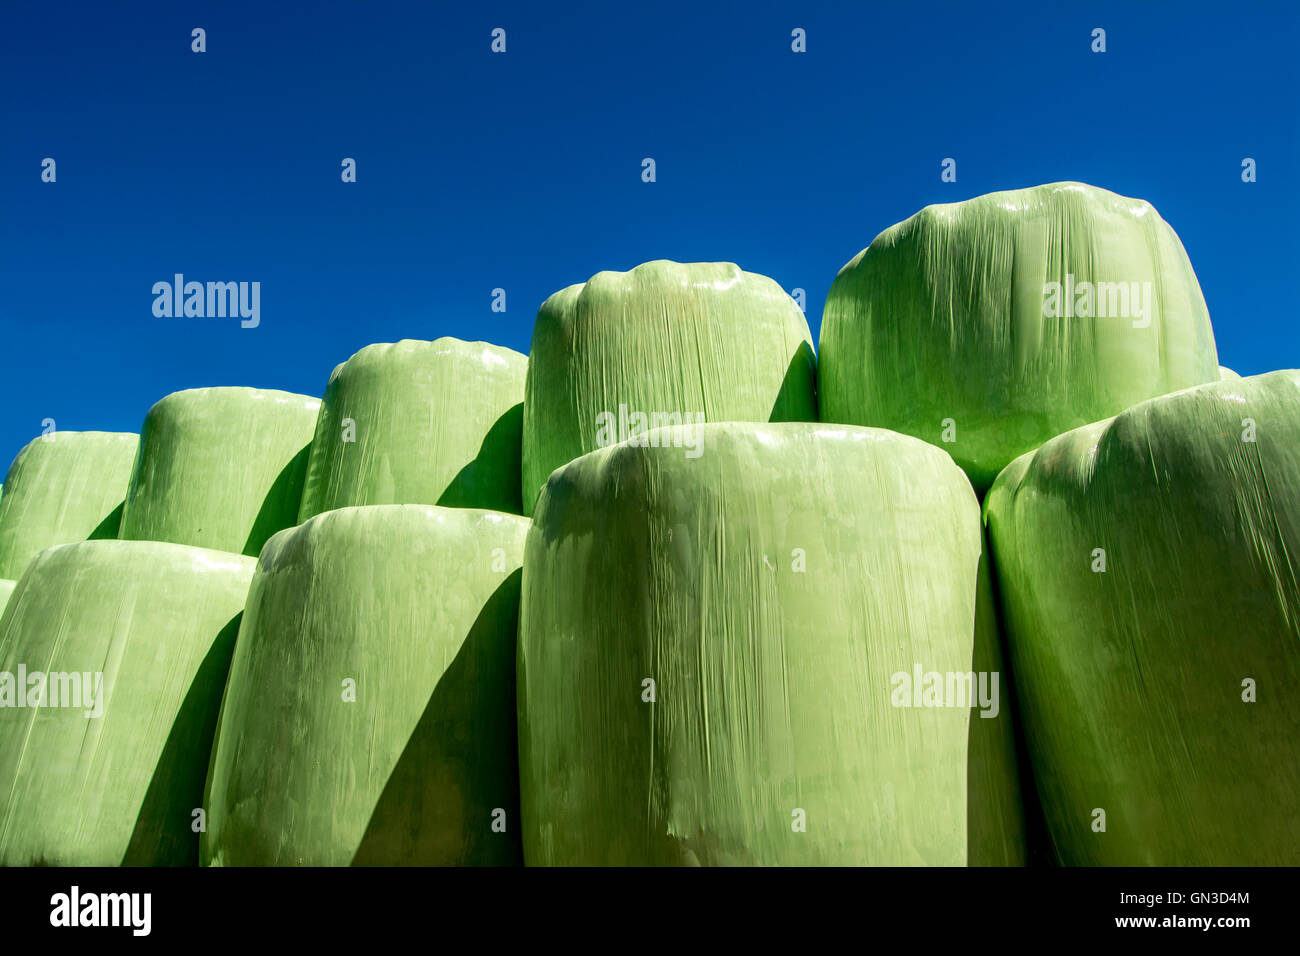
202, 504, 529, 866
820, 182, 1220, 493
0, 540, 255, 865
519, 422, 1026, 865
0, 580, 13, 616
983, 371, 1300, 865
299, 338, 527, 520
1219, 365, 1241, 379
119, 387, 321, 556
0, 431, 139, 579
522, 260, 818, 515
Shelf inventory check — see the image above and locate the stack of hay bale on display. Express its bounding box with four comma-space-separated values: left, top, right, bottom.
0, 182, 1294, 867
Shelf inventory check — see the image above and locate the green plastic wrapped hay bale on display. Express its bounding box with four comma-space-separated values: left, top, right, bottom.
1219, 365, 1241, 379
519, 422, 1026, 865
0, 540, 255, 866
0, 431, 139, 579
203, 504, 529, 866
820, 182, 1220, 493
522, 260, 818, 515
0, 580, 13, 616
299, 338, 527, 520
984, 371, 1300, 865
119, 387, 321, 556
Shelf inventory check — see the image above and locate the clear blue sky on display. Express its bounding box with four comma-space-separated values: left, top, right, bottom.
1, 1, 1296, 467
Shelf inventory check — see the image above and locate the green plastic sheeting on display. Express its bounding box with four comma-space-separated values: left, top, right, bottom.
299, 338, 527, 520
0, 431, 139, 580
203, 504, 529, 866
0, 540, 255, 866
0, 580, 13, 616
522, 260, 818, 515
984, 370, 1300, 865
1219, 365, 1241, 379
820, 182, 1220, 493
119, 387, 321, 556
519, 422, 1026, 865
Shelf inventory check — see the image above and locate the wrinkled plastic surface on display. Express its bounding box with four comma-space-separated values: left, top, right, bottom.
0, 431, 139, 579
203, 504, 529, 866
0, 580, 13, 616
0, 541, 255, 865
519, 422, 1026, 865
119, 387, 321, 556
299, 338, 527, 520
984, 371, 1300, 865
820, 182, 1220, 493
522, 260, 818, 514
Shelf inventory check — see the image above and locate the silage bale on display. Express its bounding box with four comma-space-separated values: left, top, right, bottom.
0, 431, 139, 579
0, 540, 255, 866
983, 370, 1300, 865
119, 387, 321, 556
0, 580, 13, 616
519, 422, 1026, 865
203, 504, 529, 866
298, 338, 527, 520
522, 260, 818, 515
1219, 365, 1242, 379
820, 182, 1220, 493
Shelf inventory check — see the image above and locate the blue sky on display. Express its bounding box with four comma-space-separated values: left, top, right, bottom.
1, 1, 1296, 466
